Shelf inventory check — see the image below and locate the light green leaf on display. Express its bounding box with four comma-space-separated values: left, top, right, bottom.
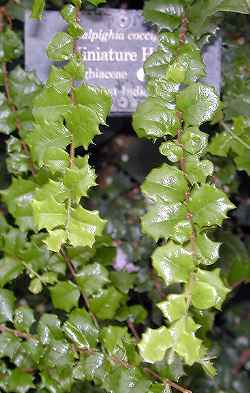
133, 98, 180, 139
32, 88, 71, 122
157, 294, 187, 322
74, 84, 111, 124
208, 131, 231, 157
188, 184, 235, 227
0, 29, 23, 62
142, 164, 188, 203
142, 202, 187, 242
159, 141, 183, 162
9, 66, 41, 109
25, 121, 71, 165
6, 369, 34, 393
0, 288, 15, 323
139, 326, 172, 363
64, 53, 85, 80
181, 127, 208, 156
170, 317, 202, 365
191, 268, 230, 310
185, 157, 214, 184
87, 0, 106, 6
31, 0, 45, 19
68, 206, 106, 248
47, 32, 74, 61
61, 4, 76, 23
32, 195, 66, 231
76, 263, 109, 295
63, 156, 96, 200
47, 66, 72, 94
43, 147, 69, 172
44, 229, 67, 252
176, 83, 220, 126
152, 242, 194, 287
50, 281, 80, 312
29, 278, 42, 294
89, 287, 124, 320
147, 78, 179, 101
65, 104, 100, 149
196, 233, 221, 265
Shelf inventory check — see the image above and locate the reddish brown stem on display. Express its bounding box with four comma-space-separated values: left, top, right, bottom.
144, 367, 192, 393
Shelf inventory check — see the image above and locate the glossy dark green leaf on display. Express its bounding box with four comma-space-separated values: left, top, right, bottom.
0, 288, 15, 323
6, 369, 34, 393
67, 308, 99, 347
89, 287, 124, 320
76, 262, 109, 295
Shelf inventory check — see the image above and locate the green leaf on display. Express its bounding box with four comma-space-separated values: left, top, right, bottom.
144, 49, 174, 79
63, 321, 90, 348
61, 4, 76, 23
147, 79, 179, 102
191, 268, 230, 310
68, 206, 106, 248
196, 233, 221, 265
9, 66, 41, 109
188, 184, 235, 228
32, 88, 71, 122
139, 327, 172, 363
74, 84, 111, 124
142, 164, 188, 203
0, 257, 23, 287
208, 131, 231, 157
159, 141, 183, 162
87, 0, 106, 6
176, 83, 220, 126
43, 148, 69, 172
44, 229, 67, 252
31, 0, 45, 19
25, 121, 71, 165
32, 195, 66, 231
67, 308, 99, 347
29, 277, 42, 294
142, 202, 187, 242
63, 156, 96, 200
0, 93, 16, 135
133, 98, 180, 139
0, 29, 23, 62
65, 104, 100, 149
152, 242, 194, 286
50, 281, 80, 312
181, 127, 208, 156
6, 369, 34, 393
76, 262, 109, 295
143, 0, 184, 30
14, 307, 35, 333
47, 32, 74, 61
110, 271, 136, 294
89, 287, 124, 320
64, 53, 85, 80
38, 313, 63, 345
109, 368, 151, 393
1, 178, 36, 231
169, 317, 202, 365
185, 157, 214, 184
157, 294, 187, 322
0, 288, 15, 323
47, 66, 72, 94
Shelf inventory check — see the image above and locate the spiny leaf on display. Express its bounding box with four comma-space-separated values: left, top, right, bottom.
32, 195, 66, 231
188, 184, 235, 228
32, 88, 71, 122
152, 242, 194, 287
139, 326, 172, 363
157, 294, 187, 323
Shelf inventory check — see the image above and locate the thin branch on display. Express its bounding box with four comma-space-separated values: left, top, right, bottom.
128, 319, 140, 342
144, 367, 192, 393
